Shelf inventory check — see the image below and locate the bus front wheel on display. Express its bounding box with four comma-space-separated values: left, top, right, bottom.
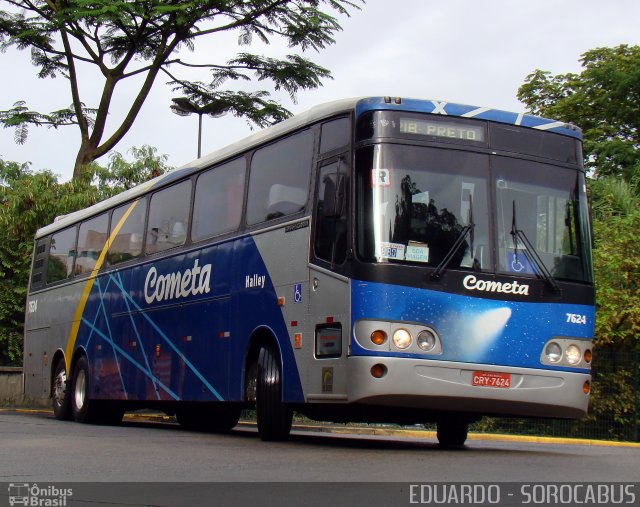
436, 418, 469, 449
52, 359, 72, 421
256, 344, 292, 441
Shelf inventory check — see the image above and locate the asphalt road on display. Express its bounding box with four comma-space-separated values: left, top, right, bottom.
1, 410, 639, 506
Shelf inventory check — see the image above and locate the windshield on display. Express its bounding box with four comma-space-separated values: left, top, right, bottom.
356, 144, 490, 271
356, 144, 593, 283
494, 157, 592, 283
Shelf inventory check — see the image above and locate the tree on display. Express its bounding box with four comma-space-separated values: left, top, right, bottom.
90, 145, 171, 200
0, 0, 360, 179
0, 160, 97, 365
518, 45, 640, 181
589, 176, 640, 351
0, 147, 170, 365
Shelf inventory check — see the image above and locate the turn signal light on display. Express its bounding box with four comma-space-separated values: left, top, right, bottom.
584, 349, 592, 364
583, 380, 591, 395
371, 330, 387, 346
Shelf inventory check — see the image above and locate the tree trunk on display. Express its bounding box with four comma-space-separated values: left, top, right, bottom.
72, 142, 97, 180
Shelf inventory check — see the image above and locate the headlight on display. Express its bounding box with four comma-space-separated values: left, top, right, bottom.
392, 329, 412, 349
565, 344, 582, 365
417, 330, 436, 352
545, 342, 562, 363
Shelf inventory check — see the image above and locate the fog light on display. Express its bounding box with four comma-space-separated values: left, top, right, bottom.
565, 344, 582, 365
545, 342, 562, 363
417, 330, 436, 352
370, 364, 387, 378
392, 329, 412, 349
371, 330, 387, 346
584, 349, 592, 364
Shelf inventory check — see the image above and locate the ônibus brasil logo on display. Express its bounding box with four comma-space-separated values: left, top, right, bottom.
8, 483, 72, 507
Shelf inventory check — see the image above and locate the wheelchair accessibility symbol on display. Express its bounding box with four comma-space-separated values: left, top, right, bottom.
294, 283, 303, 303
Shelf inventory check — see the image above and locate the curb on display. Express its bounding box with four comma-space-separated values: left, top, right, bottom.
3, 407, 640, 448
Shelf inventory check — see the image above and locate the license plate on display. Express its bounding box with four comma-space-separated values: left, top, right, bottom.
472, 371, 511, 388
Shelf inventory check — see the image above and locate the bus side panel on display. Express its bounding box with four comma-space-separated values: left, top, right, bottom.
74, 244, 233, 403
24, 283, 82, 400
229, 222, 309, 404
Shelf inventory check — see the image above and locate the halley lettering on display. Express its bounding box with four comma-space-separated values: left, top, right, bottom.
463, 275, 529, 296
245, 274, 266, 289
144, 259, 211, 304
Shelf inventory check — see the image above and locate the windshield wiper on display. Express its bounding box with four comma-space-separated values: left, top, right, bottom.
431, 195, 475, 279
510, 200, 561, 293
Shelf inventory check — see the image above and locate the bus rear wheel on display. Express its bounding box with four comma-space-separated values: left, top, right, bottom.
436, 418, 469, 449
256, 344, 292, 441
70, 356, 123, 425
52, 359, 72, 421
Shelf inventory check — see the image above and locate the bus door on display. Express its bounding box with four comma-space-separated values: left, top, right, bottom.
308, 156, 350, 400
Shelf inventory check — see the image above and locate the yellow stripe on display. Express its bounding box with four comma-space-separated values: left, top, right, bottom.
64, 200, 140, 371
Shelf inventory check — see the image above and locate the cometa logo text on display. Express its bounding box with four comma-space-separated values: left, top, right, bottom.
463, 275, 529, 296
144, 259, 212, 304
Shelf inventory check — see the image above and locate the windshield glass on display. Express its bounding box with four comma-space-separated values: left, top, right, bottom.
356, 144, 593, 284
356, 144, 490, 271
494, 157, 592, 283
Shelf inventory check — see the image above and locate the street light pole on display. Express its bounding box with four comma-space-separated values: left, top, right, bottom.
170, 98, 229, 159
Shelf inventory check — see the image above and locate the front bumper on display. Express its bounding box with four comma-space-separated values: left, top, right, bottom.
347, 356, 590, 419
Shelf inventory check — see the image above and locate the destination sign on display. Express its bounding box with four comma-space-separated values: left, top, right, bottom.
399, 118, 485, 142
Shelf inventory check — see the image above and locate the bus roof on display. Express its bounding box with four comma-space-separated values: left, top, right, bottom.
36, 96, 581, 238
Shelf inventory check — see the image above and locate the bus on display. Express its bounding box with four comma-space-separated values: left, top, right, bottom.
23, 97, 594, 447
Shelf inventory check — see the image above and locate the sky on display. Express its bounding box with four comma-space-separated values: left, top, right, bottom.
1, 0, 640, 182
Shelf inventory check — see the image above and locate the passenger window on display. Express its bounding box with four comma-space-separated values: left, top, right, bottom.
320, 117, 350, 154
146, 180, 192, 254
246, 130, 314, 225
107, 198, 146, 265
192, 159, 245, 241
76, 213, 109, 275
47, 227, 77, 283
30, 239, 48, 290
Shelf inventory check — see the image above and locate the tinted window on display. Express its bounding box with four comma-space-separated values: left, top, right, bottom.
320, 117, 350, 154
146, 180, 192, 254
30, 239, 48, 290
47, 227, 76, 283
246, 130, 314, 225
107, 198, 146, 265
76, 213, 109, 275
314, 160, 348, 264
491, 124, 579, 164
192, 159, 245, 241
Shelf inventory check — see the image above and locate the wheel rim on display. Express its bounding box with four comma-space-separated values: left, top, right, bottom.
74, 369, 86, 411
53, 369, 67, 408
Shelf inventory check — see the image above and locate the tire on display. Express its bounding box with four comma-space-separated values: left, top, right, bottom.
177, 405, 241, 432
256, 344, 292, 441
51, 359, 72, 421
436, 418, 469, 449
70, 356, 123, 425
